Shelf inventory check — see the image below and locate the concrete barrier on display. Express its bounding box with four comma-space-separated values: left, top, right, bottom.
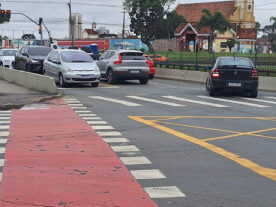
155, 68, 276, 92
0, 67, 58, 94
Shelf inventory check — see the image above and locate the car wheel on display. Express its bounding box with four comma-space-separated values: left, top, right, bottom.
107, 69, 116, 84
209, 87, 216, 97
250, 90, 258, 98
59, 74, 67, 87
139, 78, 149, 85
91, 82, 99, 87
149, 74, 154, 79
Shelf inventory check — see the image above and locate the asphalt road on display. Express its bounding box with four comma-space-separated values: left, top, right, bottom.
59, 79, 276, 207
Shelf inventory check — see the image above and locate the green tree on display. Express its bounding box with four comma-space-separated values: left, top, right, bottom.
124, 0, 176, 52
156, 10, 186, 39
198, 9, 231, 52
226, 38, 236, 52
262, 17, 276, 53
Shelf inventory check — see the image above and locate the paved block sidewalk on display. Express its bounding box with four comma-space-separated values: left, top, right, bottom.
0, 99, 157, 207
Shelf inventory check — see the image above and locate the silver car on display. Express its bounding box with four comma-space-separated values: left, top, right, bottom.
97, 49, 149, 84
43, 49, 101, 87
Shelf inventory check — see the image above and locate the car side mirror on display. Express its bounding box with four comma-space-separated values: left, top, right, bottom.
99, 56, 104, 61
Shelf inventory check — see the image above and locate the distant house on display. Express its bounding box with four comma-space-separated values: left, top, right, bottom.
174, 0, 257, 53
82, 29, 99, 39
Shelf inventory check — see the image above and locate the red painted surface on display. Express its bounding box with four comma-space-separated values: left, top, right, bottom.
57, 40, 110, 51
0, 99, 157, 207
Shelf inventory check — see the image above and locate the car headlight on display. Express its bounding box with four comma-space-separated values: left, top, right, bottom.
30, 59, 39, 63
95, 66, 100, 73
64, 66, 73, 73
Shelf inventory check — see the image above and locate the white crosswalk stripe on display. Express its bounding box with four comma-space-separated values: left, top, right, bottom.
79, 114, 97, 117
120, 156, 152, 165
163, 96, 228, 108
90, 96, 141, 106
266, 97, 276, 100
144, 186, 186, 198
127, 96, 185, 107
0, 132, 9, 137
198, 96, 269, 108
131, 169, 166, 180
82, 117, 102, 120
0, 121, 10, 124
103, 138, 130, 143
0, 139, 7, 144
0, 111, 11, 113
87, 121, 108, 125
0, 126, 9, 130
0, 117, 10, 120
0, 159, 5, 166
241, 98, 276, 105
111, 145, 140, 152
92, 126, 114, 130
97, 131, 122, 136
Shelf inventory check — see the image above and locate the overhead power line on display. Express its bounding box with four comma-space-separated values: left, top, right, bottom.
0, 0, 122, 8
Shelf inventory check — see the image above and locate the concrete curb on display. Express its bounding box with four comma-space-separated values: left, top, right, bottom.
0, 66, 58, 94
155, 68, 276, 92
0, 93, 63, 110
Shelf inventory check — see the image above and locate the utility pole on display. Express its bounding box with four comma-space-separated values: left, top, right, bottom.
68, 0, 74, 46
122, 11, 126, 39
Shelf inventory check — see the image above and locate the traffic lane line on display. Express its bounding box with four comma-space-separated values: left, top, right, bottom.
129, 116, 276, 182
163, 96, 229, 108
198, 96, 269, 108
90, 96, 141, 106
126, 96, 185, 107
0, 101, 158, 207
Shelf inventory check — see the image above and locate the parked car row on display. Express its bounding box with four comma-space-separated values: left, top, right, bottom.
10, 46, 156, 87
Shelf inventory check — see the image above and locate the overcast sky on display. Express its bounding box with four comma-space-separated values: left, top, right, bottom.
0, 0, 275, 40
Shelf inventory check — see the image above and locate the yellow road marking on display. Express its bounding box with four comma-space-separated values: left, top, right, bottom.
203, 127, 276, 141
129, 116, 276, 182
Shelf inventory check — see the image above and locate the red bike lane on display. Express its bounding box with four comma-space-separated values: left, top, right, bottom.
0, 99, 157, 207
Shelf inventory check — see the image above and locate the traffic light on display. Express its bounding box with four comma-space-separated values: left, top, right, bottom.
39, 17, 43, 26
1, 10, 5, 18
6, 10, 11, 19
38, 25, 42, 34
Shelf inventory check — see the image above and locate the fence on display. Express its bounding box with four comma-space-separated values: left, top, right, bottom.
152, 51, 276, 77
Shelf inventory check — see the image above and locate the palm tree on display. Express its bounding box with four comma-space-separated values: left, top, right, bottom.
198, 9, 231, 52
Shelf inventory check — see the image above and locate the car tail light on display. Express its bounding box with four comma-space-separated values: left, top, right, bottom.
251, 69, 258, 80
114, 54, 122, 65
211, 68, 220, 79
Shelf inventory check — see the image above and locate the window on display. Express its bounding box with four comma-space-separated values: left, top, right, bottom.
28, 47, 52, 56
120, 52, 144, 60
220, 42, 228, 49
61, 51, 93, 63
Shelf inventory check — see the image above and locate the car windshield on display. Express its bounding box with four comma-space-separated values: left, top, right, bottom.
219, 58, 253, 69
61, 51, 94, 63
28, 47, 52, 56
3, 50, 17, 56
120, 52, 144, 60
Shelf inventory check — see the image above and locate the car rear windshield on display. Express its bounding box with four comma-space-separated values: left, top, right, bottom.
219, 58, 253, 69
120, 52, 144, 60
3, 50, 17, 56
28, 47, 52, 56
61, 51, 94, 63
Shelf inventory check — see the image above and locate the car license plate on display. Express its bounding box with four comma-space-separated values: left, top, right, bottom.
228, 82, 241, 87
130, 70, 140, 73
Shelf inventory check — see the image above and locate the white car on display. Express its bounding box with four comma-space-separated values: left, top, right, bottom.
0, 48, 17, 68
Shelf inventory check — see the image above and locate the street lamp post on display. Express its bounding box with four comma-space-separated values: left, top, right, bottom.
68, 0, 74, 46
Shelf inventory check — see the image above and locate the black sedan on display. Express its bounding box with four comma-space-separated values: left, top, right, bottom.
15, 45, 52, 74
206, 57, 259, 98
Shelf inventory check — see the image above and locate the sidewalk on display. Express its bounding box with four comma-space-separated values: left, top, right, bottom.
0, 99, 157, 207
0, 79, 60, 110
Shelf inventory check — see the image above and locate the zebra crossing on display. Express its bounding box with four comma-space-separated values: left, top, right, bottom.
64, 97, 186, 200
0, 110, 11, 183
89, 95, 276, 109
